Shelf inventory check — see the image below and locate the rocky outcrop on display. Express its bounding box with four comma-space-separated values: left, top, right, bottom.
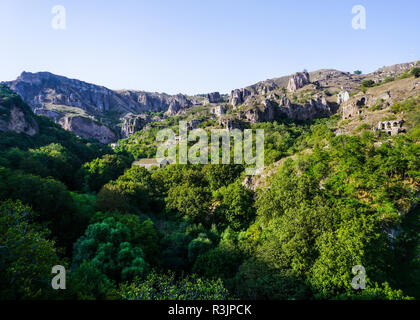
371, 61, 419, 82
4, 72, 123, 114
230, 88, 251, 108
164, 94, 192, 116
206, 92, 221, 103
33, 108, 63, 122
337, 91, 350, 104
0, 104, 39, 136
59, 116, 118, 143
279, 96, 331, 121
121, 114, 150, 138
218, 118, 243, 130
2, 72, 196, 139
240, 99, 277, 123
211, 105, 225, 117
0, 85, 39, 136
287, 72, 310, 92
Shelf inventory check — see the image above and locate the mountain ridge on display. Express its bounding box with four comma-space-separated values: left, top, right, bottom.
2, 60, 418, 143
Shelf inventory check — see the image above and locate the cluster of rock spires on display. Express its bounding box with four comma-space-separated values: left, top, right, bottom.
2, 60, 417, 143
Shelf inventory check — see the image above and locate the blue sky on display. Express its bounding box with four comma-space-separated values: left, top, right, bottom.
0, 0, 419, 94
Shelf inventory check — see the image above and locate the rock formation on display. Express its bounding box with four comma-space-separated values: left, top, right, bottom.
230, 88, 251, 108
279, 96, 331, 121
3, 72, 195, 140
240, 99, 277, 123
59, 116, 118, 143
164, 94, 192, 116
206, 92, 221, 104
121, 114, 150, 138
287, 72, 310, 92
337, 91, 350, 104
0, 103, 39, 136
211, 105, 225, 117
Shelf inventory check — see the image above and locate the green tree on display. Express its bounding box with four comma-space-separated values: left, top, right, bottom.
166, 183, 212, 222
188, 233, 213, 263
410, 67, 420, 78
0, 200, 63, 299
72, 218, 149, 282
119, 271, 229, 300
78, 153, 133, 192
69, 261, 116, 300
214, 182, 255, 230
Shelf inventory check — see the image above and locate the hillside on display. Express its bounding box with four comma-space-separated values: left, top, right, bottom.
2, 60, 418, 144
0, 61, 419, 301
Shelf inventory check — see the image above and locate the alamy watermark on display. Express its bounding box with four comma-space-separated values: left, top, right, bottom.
351, 265, 366, 290
51, 265, 66, 289
352, 5, 366, 30
155, 121, 264, 176
51, 5, 66, 30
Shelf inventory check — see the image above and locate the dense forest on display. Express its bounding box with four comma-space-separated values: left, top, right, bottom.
0, 83, 419, 300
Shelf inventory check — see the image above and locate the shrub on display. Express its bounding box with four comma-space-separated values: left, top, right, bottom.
411, 67, 420, 78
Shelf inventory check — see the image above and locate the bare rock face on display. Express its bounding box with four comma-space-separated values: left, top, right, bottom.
121, 114, 150, 138
211, 105, 225, 117
34, 108, 63, 122
287, 72, 310, 92
256, 82, 277, 95
342, 91, 393, 120
218, 118, 243, 130
279, 96, 331, 121
337, 91, 350, 104
59, 116, 118, 143
5, 72, 120, 113
164, 94, 192, 116
279, 95, 291, 108
240, 99, 277, 123
0, 104, 39, 136
230, 88, 251, 108
3, 72, 197, 140
206, 92, 221, 104
0, 85, 39, 136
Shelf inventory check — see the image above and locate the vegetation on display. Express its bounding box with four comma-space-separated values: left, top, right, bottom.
0, 83, 419, 301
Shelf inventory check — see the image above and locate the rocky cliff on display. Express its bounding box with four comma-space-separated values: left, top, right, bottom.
287, 71, 311, 92
59, 115, 118, 144
3, 60, 418, 142
121, 114, 150, 138
3, 72, 196, 141
0, 84, 39, 136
